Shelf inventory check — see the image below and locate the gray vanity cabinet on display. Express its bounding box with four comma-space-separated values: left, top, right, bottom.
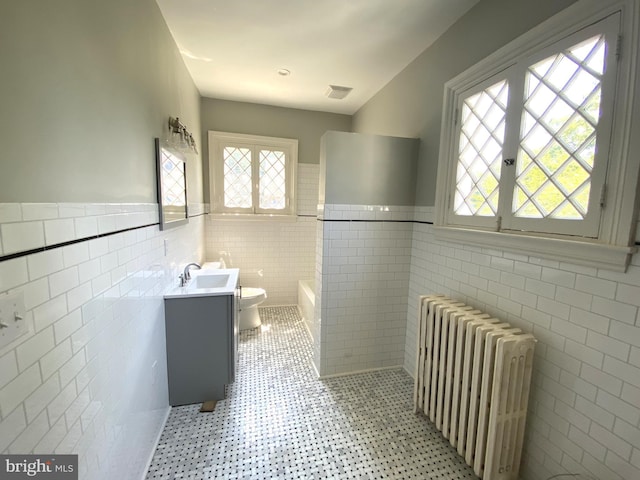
164, 292, 238, 406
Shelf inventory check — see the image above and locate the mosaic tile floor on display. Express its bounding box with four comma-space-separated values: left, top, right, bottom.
146, 306, 477, 479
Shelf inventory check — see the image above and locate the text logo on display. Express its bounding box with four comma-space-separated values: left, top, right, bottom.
0, 455, 77, 479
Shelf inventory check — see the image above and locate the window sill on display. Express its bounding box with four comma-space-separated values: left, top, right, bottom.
209, 213, 298, 223
433, 226, 636, 272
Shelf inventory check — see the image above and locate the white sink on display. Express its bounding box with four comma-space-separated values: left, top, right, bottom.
193, 272, 230, 289
164, 268, 239, 299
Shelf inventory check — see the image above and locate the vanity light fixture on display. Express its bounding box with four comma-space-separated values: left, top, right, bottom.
167, 116, 198, 154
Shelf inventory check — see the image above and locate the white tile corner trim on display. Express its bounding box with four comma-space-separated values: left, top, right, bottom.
0, 203, 205, 480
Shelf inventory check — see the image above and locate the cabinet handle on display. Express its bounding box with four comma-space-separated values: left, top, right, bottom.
239, 285, 242, 299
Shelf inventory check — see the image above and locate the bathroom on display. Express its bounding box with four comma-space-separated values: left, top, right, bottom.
1, 0, 640, 479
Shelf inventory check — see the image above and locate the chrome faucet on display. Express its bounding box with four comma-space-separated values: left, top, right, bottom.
183, 262, 201, 281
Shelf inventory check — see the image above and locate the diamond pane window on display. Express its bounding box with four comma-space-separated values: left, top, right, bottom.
454, 79, 509, 216
437, 10, 635, 268
223, 147, 252, 208
211, 132, 297, 215
513, 34, 605, 219
259, 150, 286, 209
161, 149, 186, 207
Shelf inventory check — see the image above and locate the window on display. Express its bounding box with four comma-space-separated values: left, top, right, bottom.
435, 1, 640, 271
209, 132, 298, 216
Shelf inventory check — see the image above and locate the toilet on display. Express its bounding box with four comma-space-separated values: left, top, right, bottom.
202, 261, 267, 331
239, 287, 267, 330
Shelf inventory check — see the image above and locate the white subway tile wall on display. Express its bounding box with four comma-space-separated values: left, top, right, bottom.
0, 204, 205, 480
316, 205, 413, 376
296, 164, 320, 217
407, 206, 640, 480
3, 191, 640, 480
204, 164, 318, 305
0, 203, 162, 257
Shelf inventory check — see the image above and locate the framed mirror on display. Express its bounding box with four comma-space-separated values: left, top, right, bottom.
155, 138, 189, 230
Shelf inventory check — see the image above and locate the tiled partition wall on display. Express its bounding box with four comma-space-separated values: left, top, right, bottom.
204, 164, 318, 305
407, 207, 640, 480
0, 203, 205, 480
315, 205, 412, 376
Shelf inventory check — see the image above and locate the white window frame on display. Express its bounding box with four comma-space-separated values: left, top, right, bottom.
434, 0, 640, 271
209, 131, 298, 218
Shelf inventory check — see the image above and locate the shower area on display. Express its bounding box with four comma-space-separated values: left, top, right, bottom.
206, 130, 420, 379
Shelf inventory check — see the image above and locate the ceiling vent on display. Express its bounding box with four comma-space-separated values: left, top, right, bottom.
325, 85, 353, 100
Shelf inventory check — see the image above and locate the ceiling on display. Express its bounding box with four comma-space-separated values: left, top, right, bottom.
155, 0, 480, 115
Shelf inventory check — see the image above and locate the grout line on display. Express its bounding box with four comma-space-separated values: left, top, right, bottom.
0, 212, 208, 264
0, 222, 159, 263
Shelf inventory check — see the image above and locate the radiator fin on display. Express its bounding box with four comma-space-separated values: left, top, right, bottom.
414, 295, 536, 480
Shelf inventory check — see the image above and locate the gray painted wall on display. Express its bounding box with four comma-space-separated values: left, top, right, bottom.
320, 131, 418, 206
352, 0, 576, 206
0, 0, 205, 476
200, 98, 351, 202
0, 0, 203, 204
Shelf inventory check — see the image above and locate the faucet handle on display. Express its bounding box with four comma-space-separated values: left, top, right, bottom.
178, 274, 186, 287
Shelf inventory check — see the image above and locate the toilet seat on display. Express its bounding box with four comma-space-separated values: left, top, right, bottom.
241, 287, 266, 301
201, 261, 222, 269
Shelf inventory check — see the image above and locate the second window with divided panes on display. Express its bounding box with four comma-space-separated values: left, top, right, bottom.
449, 13, 619, 238
209, 132, 298, 216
